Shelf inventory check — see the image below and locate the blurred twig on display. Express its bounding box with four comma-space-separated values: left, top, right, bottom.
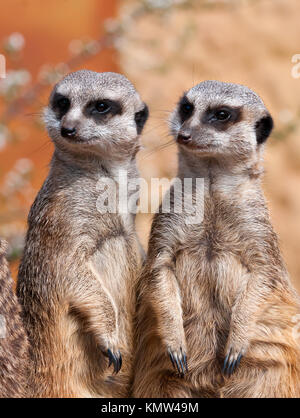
0, 0, 199, 125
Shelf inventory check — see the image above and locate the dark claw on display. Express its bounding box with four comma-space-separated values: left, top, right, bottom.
174, 356, 181, 374
183, 353, 188, 372
169, 351, 175, 369
107, 348, 114, 368
179, 357, 185, 375
223, 350, 243, 376
107, 348, 122, 374
222, 348, 231, 374
118, 351, 122, 372
228, 358, 237, 376
236, 353, 243, 369
168, 348, 188, 376
179, 348, 188, 375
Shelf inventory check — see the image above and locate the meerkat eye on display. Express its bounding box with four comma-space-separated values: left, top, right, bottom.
57, 97, 70, 110
178, 95, 194, 122
181, 103, 194, 114
87, 99, 122, 118
203, 106, 242, 128
215, 109, 231, 121
95, 101, 111, 114
52, 94, 70, 115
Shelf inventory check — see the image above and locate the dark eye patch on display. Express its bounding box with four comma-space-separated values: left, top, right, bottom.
85, 99, 122, 120
135, 104, 149, 135
51, 93, 70, 119
202, 106, 242, 131
178, 94, 194, 123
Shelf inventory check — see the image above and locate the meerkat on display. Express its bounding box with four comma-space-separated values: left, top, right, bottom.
0, 238, 29, 397
133, 81, 300, 398
17, 70, 148, 398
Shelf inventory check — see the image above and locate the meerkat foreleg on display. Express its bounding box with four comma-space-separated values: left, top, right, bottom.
69, 264, 122, 373
223, 273, 269, 376
148, 253, 188, 375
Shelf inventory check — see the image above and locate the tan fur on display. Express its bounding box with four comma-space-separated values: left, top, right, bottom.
0, 238, 29, 397
133, 81, 300, 398
17, 70, 148, 397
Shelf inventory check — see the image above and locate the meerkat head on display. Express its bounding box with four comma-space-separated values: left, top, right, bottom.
44, 70, 148, 158
170, 81, 273, 163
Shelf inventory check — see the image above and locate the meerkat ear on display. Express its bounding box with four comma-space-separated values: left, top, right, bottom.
255, 114, 274, 144
135, 104, 149, 135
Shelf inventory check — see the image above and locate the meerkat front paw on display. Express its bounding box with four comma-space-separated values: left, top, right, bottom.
99, 334, 122, 373
107, 348, 122, 374
222, 341, 248, 376
168, 346, 188, 376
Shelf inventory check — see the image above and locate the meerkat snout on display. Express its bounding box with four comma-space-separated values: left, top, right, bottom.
61, 126, 76, 138
44, 70, 148, 156
170, 80, 274, 159
177, 132, 191, 144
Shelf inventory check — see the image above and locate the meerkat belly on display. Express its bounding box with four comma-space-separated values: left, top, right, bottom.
175, 248, 249, 340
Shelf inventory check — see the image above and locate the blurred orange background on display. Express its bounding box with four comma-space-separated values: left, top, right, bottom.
0, 0, 118, 277
0, 0, 299, 291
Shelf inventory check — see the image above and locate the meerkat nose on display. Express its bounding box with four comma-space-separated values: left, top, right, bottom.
177, 133, 191, 144
61, 127, 77, 138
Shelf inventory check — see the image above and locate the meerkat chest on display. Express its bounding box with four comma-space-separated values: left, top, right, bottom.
90, 226, 138, 303
175, 206, 250, 301
183, 211, 242, 260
